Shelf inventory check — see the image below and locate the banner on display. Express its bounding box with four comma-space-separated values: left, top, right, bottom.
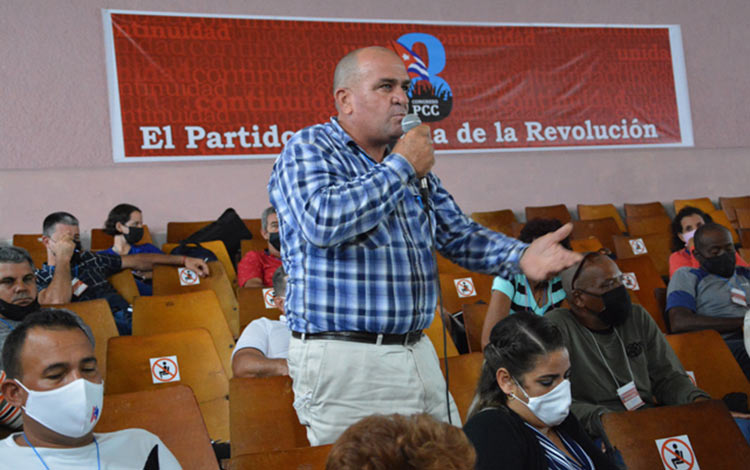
103, 11, 693, 162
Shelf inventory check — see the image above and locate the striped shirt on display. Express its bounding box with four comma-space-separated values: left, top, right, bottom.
524, 422, 594, 470
0, 371, 22, 429
268, 117, 528, 334
492, 274, 566, 316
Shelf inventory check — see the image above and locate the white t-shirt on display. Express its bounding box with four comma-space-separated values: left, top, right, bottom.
0, 428, 181, 469
231, 316, 290, 360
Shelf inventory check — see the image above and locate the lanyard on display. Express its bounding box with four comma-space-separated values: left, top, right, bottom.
586, 328, 636, 388
22, 433, 100, 470
0, 318, 14, 331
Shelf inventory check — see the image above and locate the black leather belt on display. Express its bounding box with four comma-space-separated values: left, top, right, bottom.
291, 330, 423, 346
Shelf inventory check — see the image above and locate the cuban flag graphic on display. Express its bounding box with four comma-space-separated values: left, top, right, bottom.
90, 405, 100, 423
390, 40, 429, 82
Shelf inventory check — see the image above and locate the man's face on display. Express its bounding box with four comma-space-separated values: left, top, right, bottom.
338, 49, 411, 147
0, 262, 37, 307
695, 228, 735, 264
43, 224, 81, 253
261, 213, 279, 240
572, 257, 624, 313
17, 326, 101, 395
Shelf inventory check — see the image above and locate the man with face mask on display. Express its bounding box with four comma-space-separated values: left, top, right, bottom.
0, 309, 181, 469
36, 212, 209, 335
667, 223, 750, 380
546, 252, 709, 442
237, 206, 282, 288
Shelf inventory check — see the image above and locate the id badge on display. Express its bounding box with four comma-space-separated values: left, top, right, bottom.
71, 277, 88, 297
617, 380, 645, 411
730, 288, 747, 307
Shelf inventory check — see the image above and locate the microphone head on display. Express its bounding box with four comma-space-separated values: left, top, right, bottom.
401, 113, 422, 134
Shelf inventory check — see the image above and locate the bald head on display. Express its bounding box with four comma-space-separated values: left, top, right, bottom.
694, 223, 731, 252
333, 46, 401, 95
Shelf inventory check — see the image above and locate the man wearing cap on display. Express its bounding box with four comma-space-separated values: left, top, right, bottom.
546, 252, 709, 442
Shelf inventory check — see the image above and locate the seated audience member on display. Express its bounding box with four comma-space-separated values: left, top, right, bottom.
0, 246, 94, 432
465, 312, 617, 470
480, 218, 569, 349
326, 413, 475, 470
667, 223, 750, 380
237, 206, 281, 288
547, 252, 711, 444
100, 203, 163, 296
669, 206, 747, 277
232, 266, 290, 378
0, 309, 181, 469
36, 212, 209, 335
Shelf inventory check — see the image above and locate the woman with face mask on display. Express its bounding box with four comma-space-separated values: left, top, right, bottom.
669, 206, 748, 278
464, 313, 618, 470
101, 203, 163, 295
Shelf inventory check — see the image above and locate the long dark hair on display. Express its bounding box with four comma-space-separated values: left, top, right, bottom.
670, 206, 712, 252
468, 312, 565, 419
103, 203, 141, 236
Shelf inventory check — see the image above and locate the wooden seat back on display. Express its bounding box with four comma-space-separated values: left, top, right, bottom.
105, 328, 230, 441
107, 269, 140, 305
470, 209, 516, 231
133, 290, 235, 375
719, 195, 750, 226
571, 218, 622, 253
674, 197, 715, 215
614, 256, 667, 333
162, 240, 237, 286
524, 204, 571, 224
49, 299, 118, 380
240, 238, 269, 257
90, 225, 153, 251
12, 234, 46, 268
95, 385, 219, 470
612, 232, 672, 278
152, 261, 239, 337
230, 376, 309, 456
577, 203, 627, 233
228, 445, 331, 469
435, 253, 467, 275
623, 201, 668, 218
438, 271, 494, 315
237, 287, 280, 331
708, 209, 740, 243
462, 302, 488, 353
569, 237, 604, 254
626, 215, 672, 237
602, 400, 750, 469
439, 352, 483, 423
666, 329, 750, 397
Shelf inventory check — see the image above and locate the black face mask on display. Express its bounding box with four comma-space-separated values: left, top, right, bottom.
269, 232, 281, 251
584, 285, 632, 327
0, 298, 40, 322
700, 251, 736, 278
70, 240, 83, 266
123, 226, 144, 245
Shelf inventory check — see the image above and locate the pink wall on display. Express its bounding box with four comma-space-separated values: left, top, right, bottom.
2, 0, 749, 242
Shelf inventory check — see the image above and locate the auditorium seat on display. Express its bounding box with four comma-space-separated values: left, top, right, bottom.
240, 237, 269, 257
95, 386, 219, 470
166, 218, 262, 243
666, 329, 750, 398
425, 312, 460, 358
623, 201, 668, 218
736, 208, 750, 229
739, 248, 750, 264
133, 290, 236, 375
602, 400, 750, 469
107, 269, 140, 305
105, 328, 230, 442
90, 225, 153, 251
571, 218, 621, 254
230, 376, 309, 457
577, 203, 627, 233
470, 209, 516, 231
708, 209, 740, 244
237, 286, 280, 331
569, 237, 605, 254
11, 233, 46, 268
612, 232, 671, 278
48, 299, 118, 380
462, 302, 489, 353
674, 197, 715, 215
435, 253, 466, 275
625, 215, 671, 237
439, 352, 484, 423
525, 204, 571, 224
438, 270, 494, 315
614, 256, 667, 333
719, 195, 750, 226
162, 240, 237, 286
152, 261, 239, 337
227, 445, 331, 469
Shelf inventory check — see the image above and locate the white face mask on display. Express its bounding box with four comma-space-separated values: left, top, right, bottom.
512, 378, 572, 427
681, 229, 697, 245
17, 378, 103, 438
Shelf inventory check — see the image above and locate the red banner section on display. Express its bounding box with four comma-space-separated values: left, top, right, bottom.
103, 12, 693, 161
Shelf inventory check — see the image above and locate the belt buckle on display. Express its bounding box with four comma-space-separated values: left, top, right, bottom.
403, 331, 416, 346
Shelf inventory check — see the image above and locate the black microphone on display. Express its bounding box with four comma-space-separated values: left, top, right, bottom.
401, 114, 430, 209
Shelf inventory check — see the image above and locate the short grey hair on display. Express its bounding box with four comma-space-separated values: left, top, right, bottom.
261, 206, 277, 232
0, 246, 34, 269
42, 212, 79, 237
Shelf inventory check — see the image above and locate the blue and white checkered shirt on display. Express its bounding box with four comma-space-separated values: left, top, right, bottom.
268, 118, 528, 334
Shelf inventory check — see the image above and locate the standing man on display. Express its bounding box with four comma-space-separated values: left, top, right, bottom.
268, 46, 579, 445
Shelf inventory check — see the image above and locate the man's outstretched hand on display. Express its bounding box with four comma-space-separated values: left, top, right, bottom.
519, 223, 582, 281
